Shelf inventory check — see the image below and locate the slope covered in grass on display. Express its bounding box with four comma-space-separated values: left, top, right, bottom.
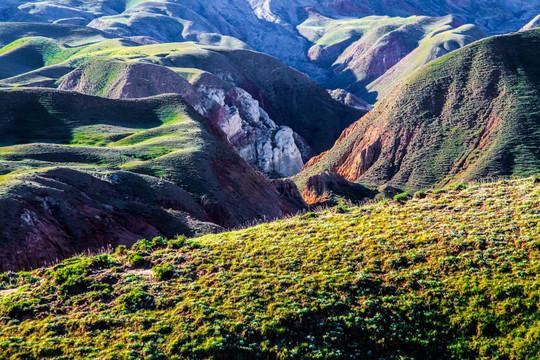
0, 26, 363, 156
1, 176, 539, 359
299, 29, 540, 193
0, 87, 302, 271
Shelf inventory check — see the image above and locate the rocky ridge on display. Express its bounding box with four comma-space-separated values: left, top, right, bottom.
58, 59, 305, 177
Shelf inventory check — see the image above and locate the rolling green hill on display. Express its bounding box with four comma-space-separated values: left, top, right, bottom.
1, 176, 540, 359
298, 14, 486, 102
0, 25, 363, 156
299, 29, 540, 194
0, 87, 302, 271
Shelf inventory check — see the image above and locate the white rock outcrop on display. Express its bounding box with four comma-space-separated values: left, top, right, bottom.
198, 84, 303, 178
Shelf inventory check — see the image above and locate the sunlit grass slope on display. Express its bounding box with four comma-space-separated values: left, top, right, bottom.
0, 87, 207, 189
1, 176, 540, 359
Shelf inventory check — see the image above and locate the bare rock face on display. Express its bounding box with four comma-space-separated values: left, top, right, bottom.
302, 171, 374, 205
197, 84, 304, 178
329, 89, 372, 111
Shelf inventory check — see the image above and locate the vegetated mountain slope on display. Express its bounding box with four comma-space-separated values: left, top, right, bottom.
299, 29, 540, 193
1, 177, 540, 359
0, 22, 115, 47
0, 26, 364, 176
0, 87, 304, 271
298, 13, 486, 102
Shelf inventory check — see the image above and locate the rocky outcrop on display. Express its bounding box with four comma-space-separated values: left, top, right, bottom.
329, 89, 372, 111
198, 84, 304, 177
0, 87, 307, 270
302, 171, 374, 204
58, 58, 306, 178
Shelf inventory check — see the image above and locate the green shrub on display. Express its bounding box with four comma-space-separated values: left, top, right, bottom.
413, 190, 427, 199
301, 212, 319, 220
167, 236, 186, 249
115, 245, 127, 255
120, 290, 155, 312
132, 237, 168, 252
152, 263, 175, 281
150, 236, 167, 249
128, 251, 150, 267
394, 192, 410, 203
132, 239, 152, 252
52, 260, 90, 294
90, 254, 112, 268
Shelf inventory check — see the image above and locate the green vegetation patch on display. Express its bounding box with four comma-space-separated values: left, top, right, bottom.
1, 177, 540, 359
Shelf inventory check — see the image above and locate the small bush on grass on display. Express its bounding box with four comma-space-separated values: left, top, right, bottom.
152, 263, 175, 281
120, 289, 155, 312
394, 192, 410, 203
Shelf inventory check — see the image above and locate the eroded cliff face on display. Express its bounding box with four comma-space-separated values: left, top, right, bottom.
198, 85, 304, 177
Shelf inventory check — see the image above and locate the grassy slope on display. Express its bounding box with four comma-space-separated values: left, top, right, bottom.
0, 88, 203, 181
0, 31, 362, 153
297, 29, 540, 193
0, 87, 289, 228
362, 23, 486, 102
1, 177, 540, 359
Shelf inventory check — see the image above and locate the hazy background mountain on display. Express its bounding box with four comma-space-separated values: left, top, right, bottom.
0, 0, 537, 104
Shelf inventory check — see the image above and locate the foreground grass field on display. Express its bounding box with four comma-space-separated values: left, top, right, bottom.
1, 177, 540, 359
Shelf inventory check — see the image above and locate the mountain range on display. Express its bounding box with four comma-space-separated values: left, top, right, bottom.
1, 1, 540, 359
0, 0, 538, 104
0, 0, 537, 270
